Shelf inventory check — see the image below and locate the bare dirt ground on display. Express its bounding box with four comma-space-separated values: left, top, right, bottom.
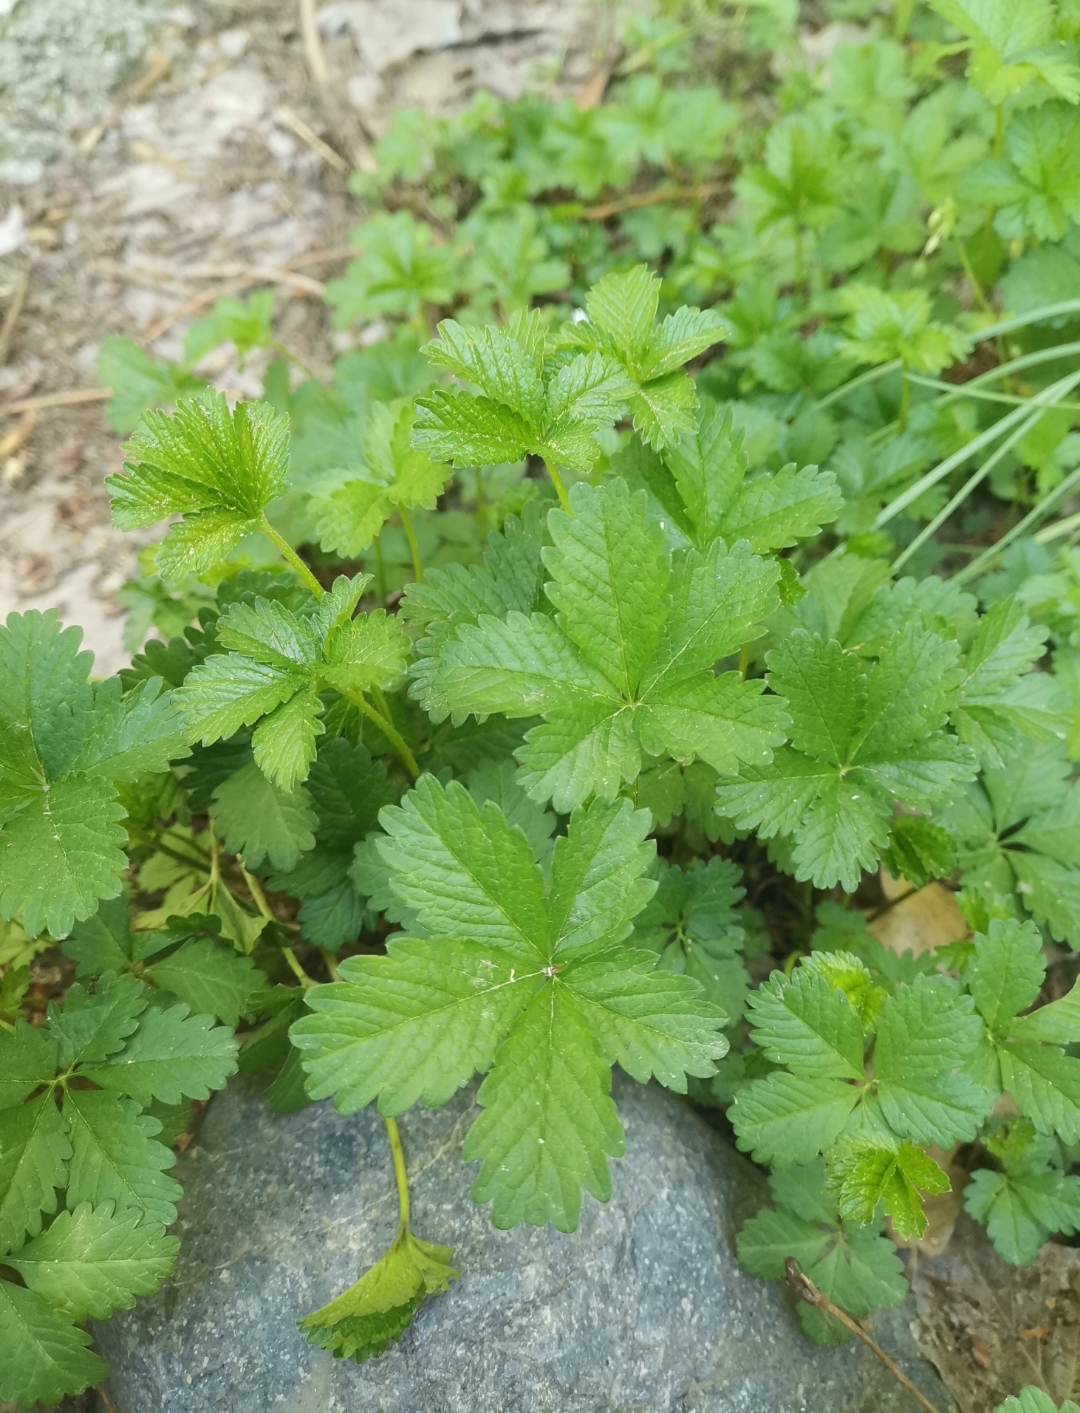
0, 0, 617, 675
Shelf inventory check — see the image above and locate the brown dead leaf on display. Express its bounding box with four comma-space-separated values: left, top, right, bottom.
913, 1214, 1080, 1412
577, 55, 619, 109
868, 870, 967, 957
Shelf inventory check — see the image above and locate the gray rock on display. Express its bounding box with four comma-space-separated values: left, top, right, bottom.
95, 1074, 947, 1413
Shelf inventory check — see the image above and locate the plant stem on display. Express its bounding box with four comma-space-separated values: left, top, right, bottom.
738, 642, 750, 680
373, 534, 389, 605
259, 514, 324, 598
342, 689, 420, 779
952, 235, 991, 315
474, 464, 485, 538
993, 104, 1004, 159
543, 458, 571, 514
385, 1116, 410, 1230
897, 368, 910, 434
239, 862, 276, 923
792, 221, 805, 293
398, 504, 424, 583
784, 1262, 941, 1413
271, 340, 318, 382
282, 946, 316, 989
321, 950, 343, 982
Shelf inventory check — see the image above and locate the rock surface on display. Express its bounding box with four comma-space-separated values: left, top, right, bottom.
95, 1073, 947, 1413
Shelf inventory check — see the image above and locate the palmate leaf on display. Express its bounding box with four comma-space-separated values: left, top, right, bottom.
0, 610, 189, 937
311, 401, 452, 559
106, 393, 289, 582
209, 760, 318, 870
176, 575, 409, 791
737, 1159, 908, 1346
412, 478, 787, 811
715, 626, 978, 891
298, 1227, 457, 1363
826, 1139, 950, 1238
943, 739, 1080, 945
561, 265, 725, 449
95, 333, 205, 435
293, 778, 727, 1232
325, 210, 457, 326
629, 399, 841, 552
0, 1280, 105, 1408
7, 1200, 179, 1321
414, 309, 634, 474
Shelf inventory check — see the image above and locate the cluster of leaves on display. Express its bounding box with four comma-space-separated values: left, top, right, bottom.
8, 0, 1080, 1404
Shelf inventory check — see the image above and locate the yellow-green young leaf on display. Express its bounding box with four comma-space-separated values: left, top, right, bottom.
298, 1227, 457, 1363
827, 1139, 950, 1237
106, 393, 289, 581
7, 1200, 179, 1322
311, 401, 451, 558
0, 1280, 105, 1408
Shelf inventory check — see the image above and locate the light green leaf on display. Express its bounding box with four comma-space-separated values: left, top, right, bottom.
827, 1138, 950, 1238
8, 1200, 179, 1321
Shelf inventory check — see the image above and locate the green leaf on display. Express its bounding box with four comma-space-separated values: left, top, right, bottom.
0, 1280, 105, 1408
661, 400, 841, 552
47, 973, 146, 1068
967, 917, 1045, 1035
325, 211, 457, 325
965, 1164, 1080, 1266
730, 1071, 861, 1167
0, 1095, 70, 1251
63, 1089, 183, 1225
209, 760, 318, 871
7, 1200, 179, 1321
465, 982, 622, 1232
298, 1226, 457, 1363
995, 1392, 1080, 1413
737, 1158, 908, 1346
311, 401, 452, 558
144, 936, 266, 1028
106, 393, 289, 582
62, 896, 137, 978
95, 333, 204, 435
294, 781, 726, 1230
882, 816, 957, 890
0, 1021, 59, 1111
827, 1139, 950, 1238
183, 290, 275, 366
79, 1001, 239, 1106
563, 265, 725, 449
745, 969, 865, 1079
716, 626, 977, 891
839, 285, 970, 373
873, 975, 990, 1146
416, 479, 785, 810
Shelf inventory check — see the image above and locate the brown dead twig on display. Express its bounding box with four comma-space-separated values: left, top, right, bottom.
0, 388, 111, 418
582, 182, 725, 221
0, 267, 30, 367
274, 106, 350, 174
783, 1260, 943, 1413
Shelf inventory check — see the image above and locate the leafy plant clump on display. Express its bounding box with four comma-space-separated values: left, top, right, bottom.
5, 0, 1080, 1404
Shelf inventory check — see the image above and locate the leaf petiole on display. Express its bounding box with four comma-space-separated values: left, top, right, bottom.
385, 1116, 411, 1231
259, 513, 324, 599
543, 458, 571, 514
398, 504, 424, 584
341, 689, 421, 780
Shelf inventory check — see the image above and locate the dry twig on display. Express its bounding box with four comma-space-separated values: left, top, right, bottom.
298, 0, 330, 86
582, 182, 724, 220
0, 387, 111, 417
274, 105, 350, 174
0, 266, 30, 367
784, 1260, 942, 1413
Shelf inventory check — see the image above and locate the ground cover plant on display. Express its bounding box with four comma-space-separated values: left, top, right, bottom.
5, 0, 1080, 1404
